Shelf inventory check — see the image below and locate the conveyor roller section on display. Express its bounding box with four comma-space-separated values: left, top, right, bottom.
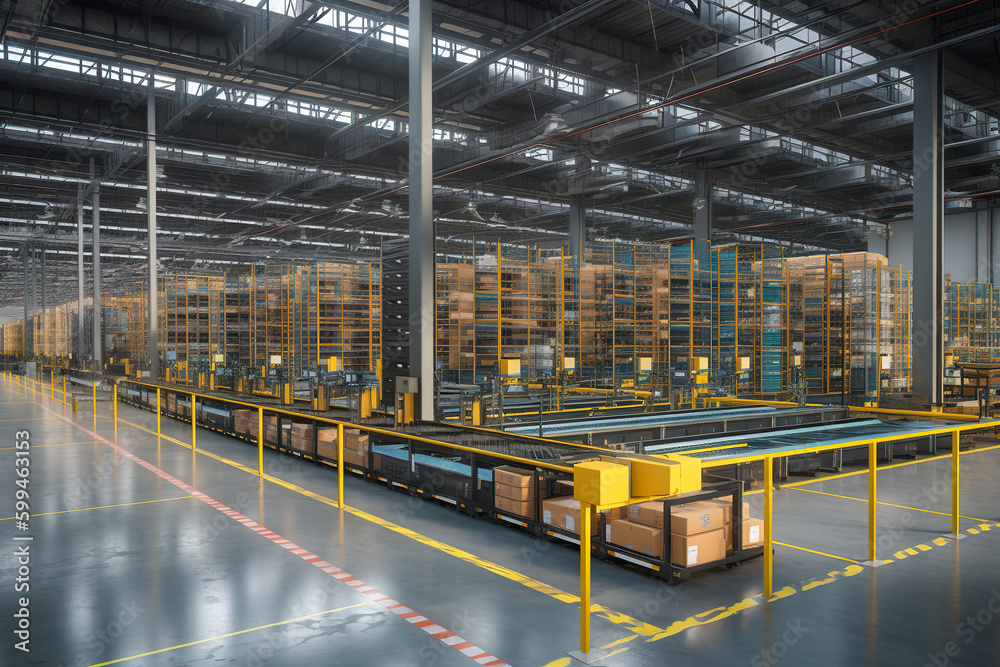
504, 406, 778, 436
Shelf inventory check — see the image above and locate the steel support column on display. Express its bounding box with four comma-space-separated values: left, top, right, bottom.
694, 171, 713, 244
912, 51, 944, 406
569, 196, 585, 267
22, 245, 30, 359
91, 161, 103, 373
148, 83, 159, 381
77, 185, 85, 364
408, 0, 434, 421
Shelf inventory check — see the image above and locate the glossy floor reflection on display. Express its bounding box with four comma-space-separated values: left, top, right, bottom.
1, 380, 999, 667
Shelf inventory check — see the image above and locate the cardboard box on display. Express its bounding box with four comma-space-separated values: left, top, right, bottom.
344, 429, 369, 454
626, 501, 664, 528
317, 427, 338, 444
343, 448, 365, 467
317, 442, 339, 461
495, 495, 534, 518
495, 482, 535, 502
493, 465, 535, 488
670, 502, 725, 535
542, 497, 600, 536
742, 518, 764, 547
626, 500, 725, 535
670, 529, 726, 567
724, 522, 733, 551
608, 519, 663, 558
702, 497, 750, 524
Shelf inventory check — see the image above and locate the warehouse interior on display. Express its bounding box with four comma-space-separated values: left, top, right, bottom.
2, 0, 1000, 665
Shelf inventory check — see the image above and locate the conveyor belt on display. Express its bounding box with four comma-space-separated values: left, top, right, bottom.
503, 406, 780, 436
400, 423, 595, 464
374, 444, 495, 481
644, 419, 884, 455
665, 418, 980, 464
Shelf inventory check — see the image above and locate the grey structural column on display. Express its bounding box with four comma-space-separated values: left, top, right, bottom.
408, 0, 433, 420
22, 244, 29, 359
77, 184, 85, 364
91, 161, 103, 373
39, 246, 46, 318
912, 50, 944, 406
29, 246, 36, 357
148, 82, 159, 380
693, 171, 713, 245
569, 196, 585, 267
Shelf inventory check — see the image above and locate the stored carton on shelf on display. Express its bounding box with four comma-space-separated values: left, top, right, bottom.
701, 496, 751, 524
495, 482, 535, 502
493, 465, 535, 488
495, 495, 535, 519
542, 496, 600, 536
670, 529, 726, 567
608, 519, 663, 558
742, 518, 764, 547
626, 500, 725, 535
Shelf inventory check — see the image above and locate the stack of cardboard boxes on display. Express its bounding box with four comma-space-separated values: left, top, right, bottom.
493, 466, 536, 519
234, 410, 257, 440
607, 497, 764, 566
289, 423, 314, 453
342, 429, 370, 467
311, 428, 372, 467
264, 416, 291, 447
316, 427, 338, 460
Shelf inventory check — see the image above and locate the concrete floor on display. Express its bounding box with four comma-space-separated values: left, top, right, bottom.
2, 379, 999, 667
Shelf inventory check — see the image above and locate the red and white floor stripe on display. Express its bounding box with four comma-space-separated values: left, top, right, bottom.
41, 400, 510, 667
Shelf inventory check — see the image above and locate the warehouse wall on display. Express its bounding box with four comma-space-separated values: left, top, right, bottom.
868, 207, 1000, 283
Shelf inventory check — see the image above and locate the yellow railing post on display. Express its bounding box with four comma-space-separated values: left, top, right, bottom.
257, 407, 264, 476
867, 440, 878, 564
62, 376, 67, 404
580, 501, 592, 654
191, 393, 197, 450
50, 370, 54, 398
948, 429, 964, 540
112, 381, 118, 424
337, 423, 345, 507
764, 455, 773, 598
156, 388, 162, 435
92, 382, 97, 414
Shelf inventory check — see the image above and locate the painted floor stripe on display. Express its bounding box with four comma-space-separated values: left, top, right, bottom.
35, 399, 511, 667
790, 487, 989, 522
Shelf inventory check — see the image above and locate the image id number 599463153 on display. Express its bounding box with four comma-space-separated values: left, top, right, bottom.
13, 429, 32, 654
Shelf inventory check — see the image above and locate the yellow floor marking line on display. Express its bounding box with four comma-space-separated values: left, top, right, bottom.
801, 571, 840, 592
0, 441, 99, 450
790, 487, 989, 522
599, 634, 638, 650
0, 417, 49, 422
0, 496, 192, 521
541, 659, 572, 667
933, 537, 950, 546
774, 541, 859, 564
915, 544, 932, 551
967, 528, 980, 535
905, 548, 918, 556
88, 601, 371, 667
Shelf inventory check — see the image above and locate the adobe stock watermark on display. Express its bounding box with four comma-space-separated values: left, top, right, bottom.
925, 589, 1000, 667
750, 619, 809, 667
